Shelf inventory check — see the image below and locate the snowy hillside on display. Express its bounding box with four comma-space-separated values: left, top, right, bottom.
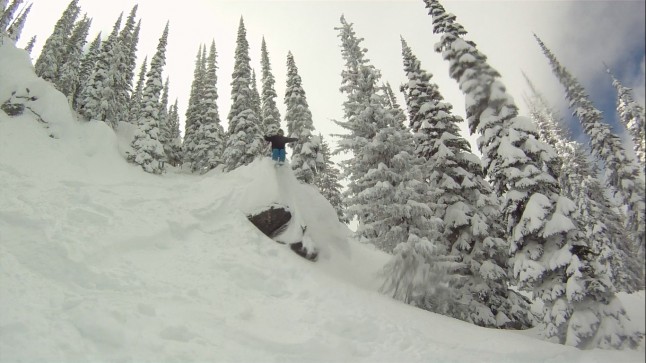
1, 39, 644, 363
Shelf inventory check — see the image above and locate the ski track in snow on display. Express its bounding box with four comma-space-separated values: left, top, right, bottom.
0, 40, 644, 363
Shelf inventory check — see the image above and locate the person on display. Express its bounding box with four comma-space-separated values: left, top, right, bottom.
263, 129, 298, 165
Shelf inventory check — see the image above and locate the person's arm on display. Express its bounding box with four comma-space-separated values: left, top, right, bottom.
286, 137, 298, 143
264, 135, 272, 142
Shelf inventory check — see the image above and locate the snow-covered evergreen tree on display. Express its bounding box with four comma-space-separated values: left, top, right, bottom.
0, 0, 8, 28
425, 0, 641, 348
6, 2, 30, 42
313, 136, 346, 222
335, 15, 370, 125
399, 38, 531, 328
160, 99, 183, 167
182, 45, 205, 167
260, 37, 281, 135
76, 8, 136, 126
77, 13, 122, 122
606, 66, 645, 166
157, 81, 181, 168
333, 14, 379, 233
110, 5, 139, 127
191, 41, 225, 173
335, 16, 435, 256
128, 20, 142, 81
333, 15, 378, 190
384, 81, 407, 127
251, 69, 262, 127
158, 76, 169, 125
56, 15, 91, 104
198, 45, 209, 120
284, 51, 323, 183
523, 74, 644, 293
128, 22, 169, 174
24, 34, 35, 53
34, 0, 80, 84
565, 143, 644, 293
0, 0, 20, 33
535, 35, 645, 271
222, 18, 264, 172
127, 57, 146, 124
72, 31, 100, 110
156, 76, 170, 161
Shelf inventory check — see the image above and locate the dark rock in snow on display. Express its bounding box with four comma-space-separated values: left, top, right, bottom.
247, 205, 318, 262
290, 242, 318, 262
1, 100, 25, 116
247, 205, 292, 238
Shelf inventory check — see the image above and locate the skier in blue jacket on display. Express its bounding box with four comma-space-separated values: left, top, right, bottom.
263, 129, 298, 165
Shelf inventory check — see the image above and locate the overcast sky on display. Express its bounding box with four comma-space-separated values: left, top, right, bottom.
20, 0, 646, 154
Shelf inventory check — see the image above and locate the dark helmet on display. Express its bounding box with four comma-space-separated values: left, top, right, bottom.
277, 129, 284, 135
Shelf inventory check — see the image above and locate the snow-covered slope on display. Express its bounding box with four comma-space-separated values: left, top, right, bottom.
1, 39, 644, 363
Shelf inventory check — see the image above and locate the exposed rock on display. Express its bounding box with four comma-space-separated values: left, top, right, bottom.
1, 100, 24, 116
1, 89, 38, 117
247, 205, 291, 238
290, 242, 318, 262
247, 205, 318, 262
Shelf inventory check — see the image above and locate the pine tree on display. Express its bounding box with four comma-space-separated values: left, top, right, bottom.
606, 66, 645, 166
399, 38, 531, 328
251, 69, 262, 126
127, 57, 146, 124
523, 74, 644, 293
6, 2, 30, 42
314, 136, 346, 222
128, 22, 169, 174
56, 15, 91, 104
333, 15, 378, 191
110, 5, 139, 127
24, 34, 35, 53
334, 15, 371, 132
77, 13, 122, 122
161, 99, 183, 167
0, 0, 19, 33
222, 18, 264, 171
157, 76, 170, 151
333, 14, 378, 230
285, 51, 323, 183
192, 40, 225, 173
384, 81, 407, 127
158, 79, 180, 167
0, 0, 22, 37
182, 45, 204, 165
158, 76, 169, 125
0, 0, 6, 24
197, 45, 208, 123
335, 16, 435, 256
535, 35, 645, 272
425, 0, 641, 348
34, 0, 80, 84
260, 37, 282, 135
125, 19, 142, 103
70, 31, 99, 110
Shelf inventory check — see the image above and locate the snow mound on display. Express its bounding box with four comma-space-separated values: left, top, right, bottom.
220, 158, 351, 258
0, 38, 75, 138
